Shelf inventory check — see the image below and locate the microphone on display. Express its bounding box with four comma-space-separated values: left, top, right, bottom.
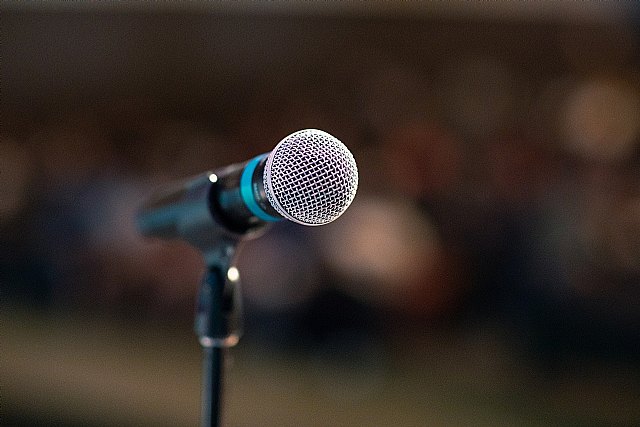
137, 129, 359, 245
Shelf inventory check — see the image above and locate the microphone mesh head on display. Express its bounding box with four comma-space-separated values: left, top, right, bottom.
264, 129, 359, 226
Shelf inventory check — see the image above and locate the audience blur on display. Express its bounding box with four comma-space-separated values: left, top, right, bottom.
2, 5, 639, 426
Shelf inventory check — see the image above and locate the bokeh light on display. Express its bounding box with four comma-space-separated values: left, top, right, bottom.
2, 3, 639, 426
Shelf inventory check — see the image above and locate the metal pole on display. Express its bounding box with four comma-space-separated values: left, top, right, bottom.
201, 346, 223, 427
195, 261, 242, 427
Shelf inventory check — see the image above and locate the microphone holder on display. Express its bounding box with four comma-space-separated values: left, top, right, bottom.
193, 235, 244, 427
139, 171, 267, 426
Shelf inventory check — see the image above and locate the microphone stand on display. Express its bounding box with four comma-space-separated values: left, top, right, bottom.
194, 239, 243, 427
138, 171, 273, 426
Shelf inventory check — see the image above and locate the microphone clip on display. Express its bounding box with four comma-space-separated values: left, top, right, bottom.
194, 245, 243, 349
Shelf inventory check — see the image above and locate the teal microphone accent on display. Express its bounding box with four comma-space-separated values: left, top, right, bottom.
240, 155, 281, 222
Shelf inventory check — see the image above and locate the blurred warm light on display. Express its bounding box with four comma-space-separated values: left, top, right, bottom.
236, 226, 321, 311
227, 266, 240, 282
3, 7, 640, 426
562, 78, 640, 162
318, 196, 440, 310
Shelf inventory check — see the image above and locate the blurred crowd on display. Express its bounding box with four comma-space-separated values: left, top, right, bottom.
2, 11, 640, 370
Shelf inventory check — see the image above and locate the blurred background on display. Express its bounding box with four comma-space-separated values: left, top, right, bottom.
2, 2, 640, 426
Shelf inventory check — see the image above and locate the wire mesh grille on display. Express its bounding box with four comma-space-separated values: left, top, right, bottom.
264, 129, 359, 226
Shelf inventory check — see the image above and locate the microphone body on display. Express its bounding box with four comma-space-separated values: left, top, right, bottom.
137, 154, 276, 233
136, 129, 359, 249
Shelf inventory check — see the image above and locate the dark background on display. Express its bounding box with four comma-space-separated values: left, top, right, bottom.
2, 2, 640, 426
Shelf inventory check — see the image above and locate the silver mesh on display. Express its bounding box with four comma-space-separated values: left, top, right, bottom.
264, 129, 359, 226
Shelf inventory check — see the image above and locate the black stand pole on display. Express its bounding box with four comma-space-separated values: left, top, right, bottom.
194, 256, 243, 427
201, 346, 223, 427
